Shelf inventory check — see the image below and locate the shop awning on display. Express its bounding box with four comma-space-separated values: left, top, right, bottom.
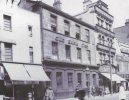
3, 63, 50, 82
24, 64, 50, 81
3, 63, 31, 81
101, 73, 126, 83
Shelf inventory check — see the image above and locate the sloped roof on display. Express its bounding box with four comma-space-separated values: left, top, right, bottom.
114, 25, 129, 45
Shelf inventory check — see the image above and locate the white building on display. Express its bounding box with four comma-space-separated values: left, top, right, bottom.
0, 0, 49, 99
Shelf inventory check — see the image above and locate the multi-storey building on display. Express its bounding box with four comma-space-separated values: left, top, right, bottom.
114, 19, 129, 90
75, 0, 125, 92
0, 0, 49, 99
20, 0, 99, 98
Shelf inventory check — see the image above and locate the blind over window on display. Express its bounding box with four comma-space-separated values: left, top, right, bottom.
4, 15, 11, 31
5, 43, 13, 61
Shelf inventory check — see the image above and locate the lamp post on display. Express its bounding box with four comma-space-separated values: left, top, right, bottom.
85, 67, 90, 97
109, 41, 113, 95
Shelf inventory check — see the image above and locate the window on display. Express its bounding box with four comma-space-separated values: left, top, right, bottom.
28, 25, 32, 37
64, 20, 70, 36
86, 74, 90, 87
85, 29, 90, 43
3, 15, 12, 31
0, 43, 1, 60
50, 15, 57, 32
77, 73, 82, 86
76, 25, 80, 39
46, 72, 52, 87
29, 47, 33, 63
93, 74, 97, 86
87, 50, 91, 63
65, 45, 71, 60
52, 42, 58, 57
5, 43, 13, 61
56, 72, 63, 89
102, 36, 105, 45
68, 73, 73, 88
77, 47, 81, 60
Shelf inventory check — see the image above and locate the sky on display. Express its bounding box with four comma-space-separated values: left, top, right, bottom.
42, 0, 129, 28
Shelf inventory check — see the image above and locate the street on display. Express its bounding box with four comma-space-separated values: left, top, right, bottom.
58, 91, 129, 100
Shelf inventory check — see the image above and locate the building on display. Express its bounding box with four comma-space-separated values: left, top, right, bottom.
0, 0, 49, 99
75, 0, 125, 92
114, 19, 129, 90
19, 0, 100, 98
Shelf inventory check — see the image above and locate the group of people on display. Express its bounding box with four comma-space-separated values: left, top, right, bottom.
43, 82, 127, 100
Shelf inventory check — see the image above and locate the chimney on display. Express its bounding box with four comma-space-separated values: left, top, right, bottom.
53, 0, 62, 10
83, 0, 92, 11
125, 19, 129, 26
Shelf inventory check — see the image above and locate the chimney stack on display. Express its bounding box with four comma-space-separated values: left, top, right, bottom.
125, 19, 129, 26
83, 0, 92, 11
53, 0, 62, 10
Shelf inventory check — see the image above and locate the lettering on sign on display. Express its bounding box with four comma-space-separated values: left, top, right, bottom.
81, 43, 88, 48
68, 40, 78, 46
55, 37, 64, 43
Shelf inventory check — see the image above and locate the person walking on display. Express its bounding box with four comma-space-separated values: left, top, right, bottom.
119, 83, 126, 100
44, 86, 56, 100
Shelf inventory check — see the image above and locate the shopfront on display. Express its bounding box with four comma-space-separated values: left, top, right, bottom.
0, 62, 50, 100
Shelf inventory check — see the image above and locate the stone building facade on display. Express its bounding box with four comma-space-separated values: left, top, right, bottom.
75, 0, 119, 92
19, 0, 99, 98
114, 19, 129, 89
0, 0, 49, 99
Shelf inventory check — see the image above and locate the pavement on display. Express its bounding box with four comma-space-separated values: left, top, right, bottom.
57, 91, 129, 100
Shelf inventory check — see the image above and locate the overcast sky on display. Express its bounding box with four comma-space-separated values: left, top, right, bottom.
42, 0, 129, 28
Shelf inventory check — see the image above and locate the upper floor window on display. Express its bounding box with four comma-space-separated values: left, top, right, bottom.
29, 47, 33, 63
85, 29, 90, 43
4, 15, 12, 31
5, 43, 13, 61
87, 50, 91, 64
50, 14, 57, 32
0, 43, 1, 60
65, 45, 71, 60
52, 42, 58, 57
64, 20, 70, 36
77, 47, 81, 60
28, 25, 32, 37
76, 25, 80, 39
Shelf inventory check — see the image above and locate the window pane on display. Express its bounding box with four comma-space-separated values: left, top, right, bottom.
77, 73, 82, 86
5, 43, 13, 61
56, 72, 63, 89
4, 15, 11, 30
77, 48, 81, 59
68, 73, 73, 88
52, 42, 58, 56
65, 45, 71, 60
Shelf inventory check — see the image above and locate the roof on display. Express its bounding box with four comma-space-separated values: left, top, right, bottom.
29, 1, 95, 30
114, 25, 129, 45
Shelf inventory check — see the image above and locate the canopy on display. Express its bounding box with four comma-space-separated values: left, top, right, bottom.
3, 63, 50, 82
24, 64, 50, 81
3, 63, 31, 81
101, 73, 126, 83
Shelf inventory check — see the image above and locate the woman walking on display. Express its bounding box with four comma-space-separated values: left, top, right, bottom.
119, 83, 126, 100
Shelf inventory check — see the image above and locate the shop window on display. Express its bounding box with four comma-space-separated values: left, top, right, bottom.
56, 72, 63, 89
68, 73, 73, 88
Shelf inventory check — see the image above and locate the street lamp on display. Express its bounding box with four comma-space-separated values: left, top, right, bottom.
108, 41, 113, 95
85, 67, 90, 97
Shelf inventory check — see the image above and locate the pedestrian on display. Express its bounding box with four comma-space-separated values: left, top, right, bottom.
74, 83, 85, 100
119, 83, 126, 100
43, 86, 56, 100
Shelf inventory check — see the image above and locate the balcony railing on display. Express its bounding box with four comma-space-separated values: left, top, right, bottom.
95, 6, 114, 22
96, 24, 115, 38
